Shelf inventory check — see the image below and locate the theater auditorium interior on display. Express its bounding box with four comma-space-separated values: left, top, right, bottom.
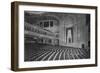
24, 11, 90, 61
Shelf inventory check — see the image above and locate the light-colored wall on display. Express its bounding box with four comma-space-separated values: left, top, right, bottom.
58, 14, 89, 48
0, 0, 99, 73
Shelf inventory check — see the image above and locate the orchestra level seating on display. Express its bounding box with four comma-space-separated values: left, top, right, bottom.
24, 43, 90, 61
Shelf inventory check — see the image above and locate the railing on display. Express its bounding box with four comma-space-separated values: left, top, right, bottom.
24, 22, 56, 37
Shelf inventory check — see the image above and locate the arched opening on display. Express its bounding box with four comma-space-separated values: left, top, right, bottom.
66, 27, 73, 44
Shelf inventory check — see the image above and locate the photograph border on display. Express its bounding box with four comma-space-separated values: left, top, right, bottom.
11, 1, 98, 71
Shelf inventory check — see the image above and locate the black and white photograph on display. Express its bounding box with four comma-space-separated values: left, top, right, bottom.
11, 1, 97, 71
24, 11, 90, 61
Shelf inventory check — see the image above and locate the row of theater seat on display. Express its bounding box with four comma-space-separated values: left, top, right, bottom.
24, 43, 90, 61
